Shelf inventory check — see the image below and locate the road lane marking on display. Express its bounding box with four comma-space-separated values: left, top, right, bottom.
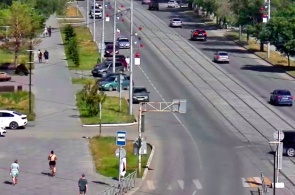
193, 179, 202, 189
177, 180, 184, 189
253, 177, 262, 184
138, 65, 203, 169
192, 191, 197, 195
241, 177, 250, 187
167, 185, 172, 190
146, 180, 156, 190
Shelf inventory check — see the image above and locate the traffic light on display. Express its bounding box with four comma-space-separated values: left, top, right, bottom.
141, 114, 145, 132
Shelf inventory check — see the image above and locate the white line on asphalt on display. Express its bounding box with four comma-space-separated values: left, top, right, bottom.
167, 185, 172, 190
253, 177, 262, 184
138, 65, 203, 169
241, 177, 250, 187
142, 145, 155, 180
146, 180, 156, 190
177, 180, 184, 189
193, 179, 202, 189
192, 191, 197, 195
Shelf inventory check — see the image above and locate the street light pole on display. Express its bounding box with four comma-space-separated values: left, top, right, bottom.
86, 0, 89, 28
93, 0, 96, 42
100, 0, 105, 61
129, 0, 134, 115
267, 0, 271, 58
112, 0, 117, 73
28, 13, 34, 114
273, 145, 277, 195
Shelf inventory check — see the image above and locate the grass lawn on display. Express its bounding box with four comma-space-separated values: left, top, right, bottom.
61, 27, 99, 70
0, 49, 28, 66
89, 136, 151, 178
0, 91, 35, 121
224, 31, 295, 76
72, 77, 96, 85
76, 93, 135, 124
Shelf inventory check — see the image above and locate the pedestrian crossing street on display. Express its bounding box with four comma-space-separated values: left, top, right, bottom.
241, 177, 272, 188
143, 179, 203, 190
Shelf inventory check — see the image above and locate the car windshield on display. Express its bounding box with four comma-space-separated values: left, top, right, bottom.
169, 1, 175, 3
218, 52, 228, 56
119, 38, 129, 42
173, 19, 181, 21
134, 88, 147, 93
197, 30, 205, 33
278, 90, 291, 95
105, 77, 115, 82
13, 111, 22, 116
106, 45, 113, 49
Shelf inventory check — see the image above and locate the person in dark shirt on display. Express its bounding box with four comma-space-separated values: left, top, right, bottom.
78, 174, 88, 195
48, 26, 52, 37
43, 50, 49, 64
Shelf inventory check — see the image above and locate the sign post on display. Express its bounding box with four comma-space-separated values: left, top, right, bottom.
116, 131, 126, 182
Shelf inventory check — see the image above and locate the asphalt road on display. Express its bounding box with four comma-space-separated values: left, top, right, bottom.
79, 1, 295, 195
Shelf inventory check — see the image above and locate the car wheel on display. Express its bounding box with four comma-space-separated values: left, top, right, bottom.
287, 148, 295, 157
125, 85, 130, 90
109, 86, 113, 91
269, 98, 273, 104
289, 103, 293, 107
9, 121, 19, 130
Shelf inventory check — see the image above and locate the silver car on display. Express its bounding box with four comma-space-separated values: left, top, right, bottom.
169, 18, 182, 28
117, 37, 130, 49
213, 51, 230, 63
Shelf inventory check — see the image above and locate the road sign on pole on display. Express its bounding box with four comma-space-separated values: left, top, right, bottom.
273, 131, 284, 141
116, 131, 126, 146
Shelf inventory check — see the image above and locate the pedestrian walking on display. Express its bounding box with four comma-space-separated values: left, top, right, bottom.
44, 50, 49, 63
10, 159, 19, 186
48, 26, 52, 37
125, 56, 130, 71
43, 27, 48, 37
38, 49, 43, 63
78, 174, 88, 195
48, 150, 57, 176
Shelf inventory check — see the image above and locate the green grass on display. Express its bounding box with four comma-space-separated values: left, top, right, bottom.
0, 91, 35, 121
61, 27, 100, 70
0, 49, 28, 66
72, 77, 96, 85
89, 136, 151, 178
76, 93, 135, 124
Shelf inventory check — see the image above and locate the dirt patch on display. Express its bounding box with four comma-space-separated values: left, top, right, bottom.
66, 6, 83, 18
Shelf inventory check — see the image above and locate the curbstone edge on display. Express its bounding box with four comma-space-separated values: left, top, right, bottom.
82, 122, 138, 127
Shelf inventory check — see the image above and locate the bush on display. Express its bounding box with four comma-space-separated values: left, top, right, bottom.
64, 24, 75, 42
67, 37, 80, 66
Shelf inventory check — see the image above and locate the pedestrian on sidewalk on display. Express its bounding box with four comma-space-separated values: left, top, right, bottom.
43, 26, 48, 38
10, 159, 19, 186
78, 174, 88, 195
48, 150, 57, 176
48, 26, 52, 37
125, 56, 130, 71
43, 50, 49, 63
38, 49, 43, 63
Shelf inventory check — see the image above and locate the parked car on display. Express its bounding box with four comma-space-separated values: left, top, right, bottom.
148, 1, 159, 10
133, 86, 150, 103
98, 73, 135, 85
92, 62, 124, 77
15, 64, 29, 75
98, 75, 130, 91
190, 29, 207, 41
90, 10, 102, 19
117, 37, 130, 49
270, 89, 293, 106
0, 110, 28, 130
169, 18, 182, 28
104, 44, 119, 57
0, 72, 11, 82
213, 51, 230, 63
280, 131, 295, 157
142, 0, 151, 4
0, 122, 7, 136
167, 0, 179, 8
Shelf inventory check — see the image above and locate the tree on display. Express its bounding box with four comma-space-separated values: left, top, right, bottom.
64, 24, 75, 42
80, 82, 107, 117
260, 3, 295, 66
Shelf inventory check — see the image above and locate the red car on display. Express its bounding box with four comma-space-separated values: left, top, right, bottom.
190, 29, 207, 41
0, 72, 11, 82
104, 44, 119, 57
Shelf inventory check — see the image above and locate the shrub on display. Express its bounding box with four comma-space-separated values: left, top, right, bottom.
64, 24, 75, 42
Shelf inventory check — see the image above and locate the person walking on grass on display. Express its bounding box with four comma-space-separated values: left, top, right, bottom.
10, 159, 19, 186
48, 150, 57, 176
38, 49, 43, 63
78, 174, 88, 195
44, 50, 49, 63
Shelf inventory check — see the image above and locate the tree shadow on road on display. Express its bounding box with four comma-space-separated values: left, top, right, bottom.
202, 47, 253, 54
241, 64, 295, 74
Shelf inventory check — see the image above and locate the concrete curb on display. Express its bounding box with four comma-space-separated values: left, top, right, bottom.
126, 143, 155, 195
82, 122, 138, 127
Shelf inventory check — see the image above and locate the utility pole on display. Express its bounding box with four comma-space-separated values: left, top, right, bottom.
93, 0, 96, 42
267, 0, 271, 58
129, 0, 134, 115
112, 0, 117, 73
100, 0, 105, 61
28, 13, 34, 114
86, 0, 89, 28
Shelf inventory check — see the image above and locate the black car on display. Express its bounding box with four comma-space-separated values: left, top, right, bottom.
281, 131, 295, 157
133, 86, 150, 103
190, 29, 207, 41
148, 1, 159, 10
104, 44, 119, 57
91, 62, 124, 77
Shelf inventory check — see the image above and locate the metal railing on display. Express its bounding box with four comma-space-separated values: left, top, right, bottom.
98, 171, 137, 195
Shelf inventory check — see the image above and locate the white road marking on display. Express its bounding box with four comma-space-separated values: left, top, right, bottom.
177, 180, 184, 189
253, 177, 262, 184
146, 180, 156, 190
138, 65, 203, 169
193, 179, 202, 189
241, 177, 250, 187
192, 191, 197, 195
167, 185, 172, 190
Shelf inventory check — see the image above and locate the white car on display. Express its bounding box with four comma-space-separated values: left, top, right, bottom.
0, 123, 7, 136
169, 18, 182, 28
167, 0, 179, 8
213, 51, 230, 63
0, 110, 28, 130
90, 10, 102, 18
95, 3, 102, 9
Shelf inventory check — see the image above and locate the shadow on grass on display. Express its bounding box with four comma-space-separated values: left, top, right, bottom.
241, 64, 295, 74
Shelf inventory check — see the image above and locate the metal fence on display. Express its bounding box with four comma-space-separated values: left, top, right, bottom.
98, 171, 137, 195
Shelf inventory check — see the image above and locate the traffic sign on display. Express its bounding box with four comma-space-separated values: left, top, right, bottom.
115, 148, 126, 158
273, 131, 284, 141
116, 131, 126, 146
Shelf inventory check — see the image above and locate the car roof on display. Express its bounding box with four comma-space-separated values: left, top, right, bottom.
0, 110, 13, 113
172, 18, 181, 20
217, 51, 228, 54
275, 89, 290, 92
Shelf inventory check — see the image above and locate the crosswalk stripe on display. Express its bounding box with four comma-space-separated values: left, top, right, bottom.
193, 179, 202, 189
253, 177, 262, 184
146, 180, 156, 190
247, 177, 258, 188
241, 177, 250, 188
177, 180, 184, 189
264, 177, 272, 186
